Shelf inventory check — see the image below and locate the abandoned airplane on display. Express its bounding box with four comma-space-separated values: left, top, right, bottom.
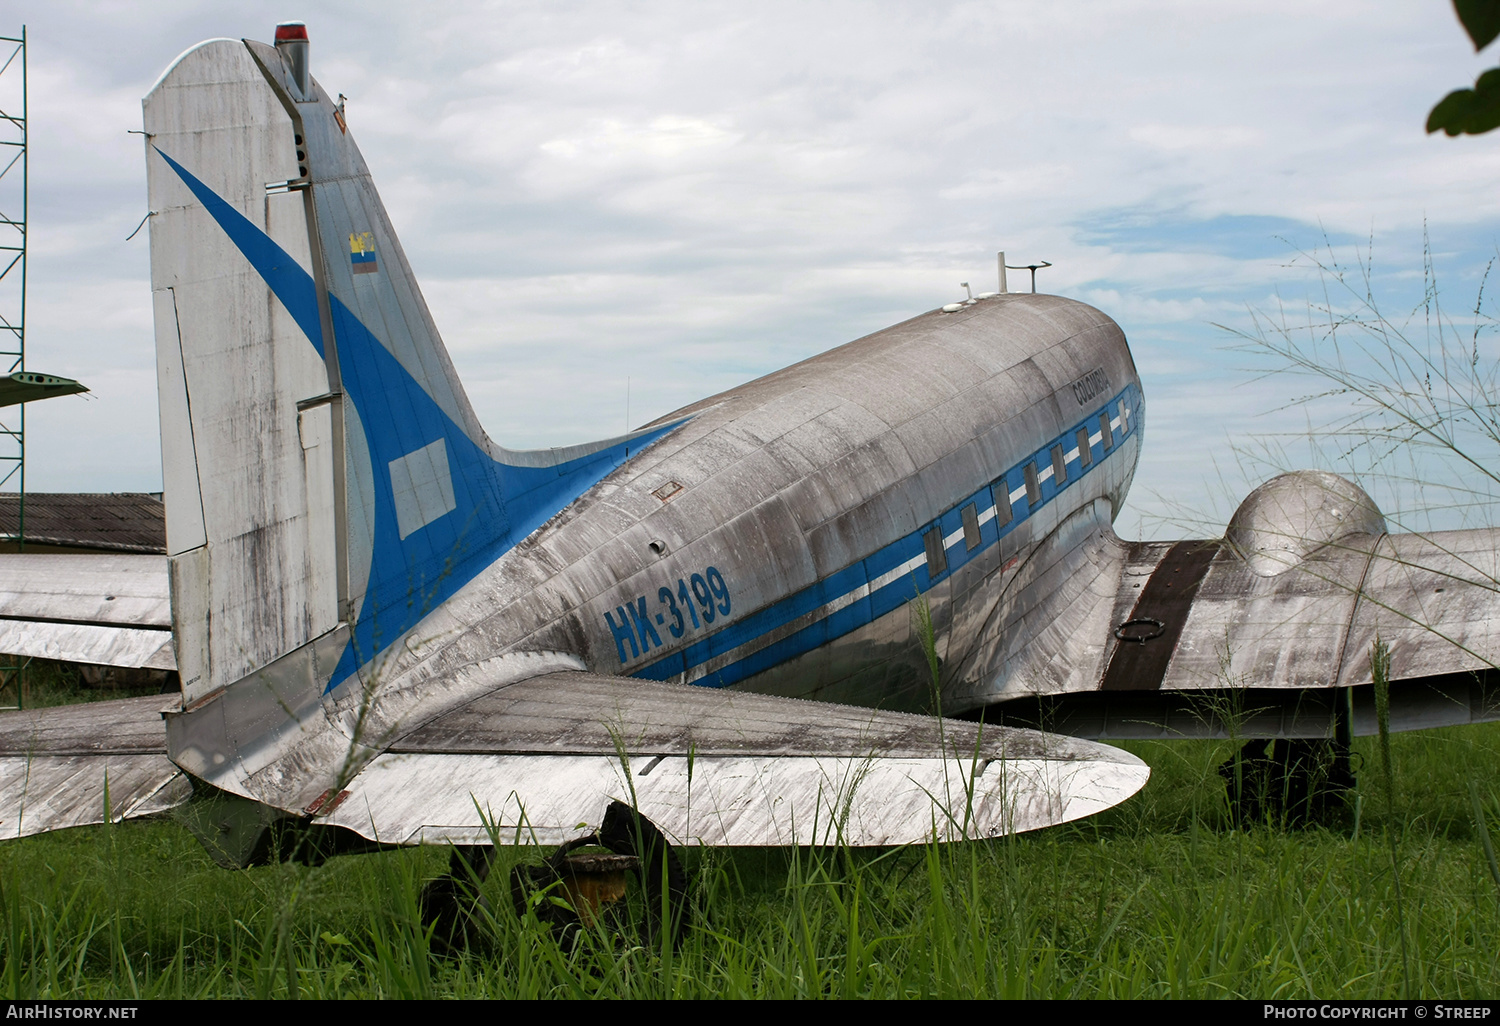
2, 24, 1496, 863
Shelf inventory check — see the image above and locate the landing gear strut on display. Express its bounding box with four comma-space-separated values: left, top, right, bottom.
420, 845, 497, 953
1219, 737, 1357, 826
420, 801, 691, 951
510, 801, 692, 950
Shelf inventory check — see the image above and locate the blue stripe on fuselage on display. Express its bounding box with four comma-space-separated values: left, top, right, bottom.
631, 385, 1140, 689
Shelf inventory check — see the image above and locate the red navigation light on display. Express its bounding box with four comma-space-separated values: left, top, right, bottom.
275, 22, 308, 42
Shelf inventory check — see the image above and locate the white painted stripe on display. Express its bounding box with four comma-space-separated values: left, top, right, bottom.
869, 553, 928, 593
1009, 484, 1026, 503
1065, 447, 1080, 463
1039, 465, 1054, 483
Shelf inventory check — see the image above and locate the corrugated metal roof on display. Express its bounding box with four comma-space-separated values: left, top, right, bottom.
0, 493, 166, 553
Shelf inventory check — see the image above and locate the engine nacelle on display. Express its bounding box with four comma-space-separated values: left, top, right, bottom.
1224, 470, 1386, 577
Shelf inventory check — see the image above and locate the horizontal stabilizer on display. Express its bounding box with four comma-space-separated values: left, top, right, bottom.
323, 671, 1149, 847
0, 695, 190, 840
0, 621, 175, 670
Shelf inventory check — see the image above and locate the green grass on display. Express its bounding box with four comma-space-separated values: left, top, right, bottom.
2, 659, 171, 710
2, 723, 1498, 998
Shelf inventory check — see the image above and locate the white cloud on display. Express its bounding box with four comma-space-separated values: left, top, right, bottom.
5, 0, 1499, 539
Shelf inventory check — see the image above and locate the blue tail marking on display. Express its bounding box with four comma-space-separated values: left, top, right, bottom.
155, 149, 684, 692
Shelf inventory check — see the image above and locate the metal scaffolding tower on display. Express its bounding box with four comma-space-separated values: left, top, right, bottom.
0, 27, 26, 707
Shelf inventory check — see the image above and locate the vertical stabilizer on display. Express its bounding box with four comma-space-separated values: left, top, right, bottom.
145, 40, 337, 706
144, 34, 682, 711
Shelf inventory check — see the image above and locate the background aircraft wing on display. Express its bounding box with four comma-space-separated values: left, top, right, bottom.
0, 694, 189, 840
316, 670, 1149, 848
1118, 526, 1500, 695
960, 472, 1500, 738
0, 554, 176, 671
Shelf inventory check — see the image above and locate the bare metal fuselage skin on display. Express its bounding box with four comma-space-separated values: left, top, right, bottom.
165, 294, 1144, 811
13, 34, 1492, 846
431, 294, 1141, 713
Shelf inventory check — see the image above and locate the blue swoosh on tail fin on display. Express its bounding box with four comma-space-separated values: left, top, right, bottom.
155, 148, 684, 693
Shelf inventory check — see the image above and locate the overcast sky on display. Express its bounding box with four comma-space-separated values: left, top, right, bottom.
2, 1, 1498, 538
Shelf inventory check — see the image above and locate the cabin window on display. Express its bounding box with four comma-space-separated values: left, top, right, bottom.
1051, 444, 1067, 485
961, 503, 981, 550
1076, 427, 1092, 468
992, 479, 1014, 528
1099, 412, 1113, 450
1025, 463, 1040, 506
923, 525, 947, 576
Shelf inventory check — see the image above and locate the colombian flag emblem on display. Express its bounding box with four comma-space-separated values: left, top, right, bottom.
350, 231, 377, 274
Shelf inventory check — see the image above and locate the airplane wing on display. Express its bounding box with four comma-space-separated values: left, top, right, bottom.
957, 471, 1500, 737
0, 671, 1148, 849
0, 554, 176, 671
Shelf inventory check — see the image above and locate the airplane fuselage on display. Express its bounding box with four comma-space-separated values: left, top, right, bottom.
370, 292, 1142, 717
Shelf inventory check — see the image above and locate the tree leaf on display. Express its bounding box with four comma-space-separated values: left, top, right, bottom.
1456, 0, 1500, 51
1428, 67, 1500, 134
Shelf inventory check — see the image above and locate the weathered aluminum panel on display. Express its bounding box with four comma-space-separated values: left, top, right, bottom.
949, 499, 1130, 706
388, 670, 1105, 760
0, 554, 175, 670
1146, 532, 1500, 699
0, 693, 173, 754
1165, 539, 1375, 691
0, 554, 169, 626
999, 470, 1500, 718
0, 695, 188, 840
1336, 529, 1500, 688
145, 39, 336, 705
948, 465, 1500, 736
0, 756, 189, 840
326, 750, 1146, 848
325, 670, 1147, 846
0, 621, 174, 670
